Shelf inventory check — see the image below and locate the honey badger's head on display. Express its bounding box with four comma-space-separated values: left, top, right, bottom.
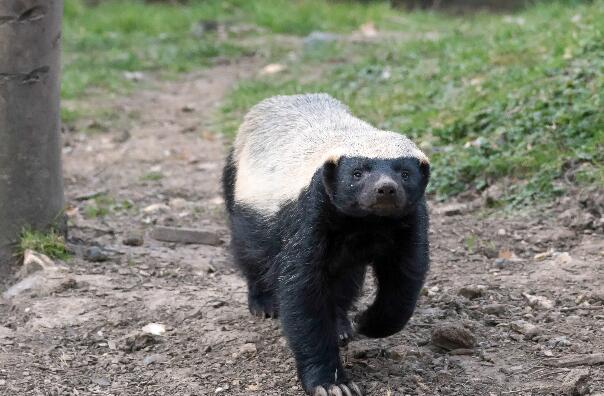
322, 156, 430, 218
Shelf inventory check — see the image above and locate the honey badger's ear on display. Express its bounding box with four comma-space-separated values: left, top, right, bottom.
322, 154, 340, 197
419, 159, 430, 192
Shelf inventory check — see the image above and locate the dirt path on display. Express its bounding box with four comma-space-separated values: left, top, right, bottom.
1, 61, 603, 396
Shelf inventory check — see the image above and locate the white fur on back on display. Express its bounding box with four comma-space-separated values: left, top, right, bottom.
233, 94, 428, 215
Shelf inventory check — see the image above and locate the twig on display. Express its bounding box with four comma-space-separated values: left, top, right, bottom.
544, 353, 604, 368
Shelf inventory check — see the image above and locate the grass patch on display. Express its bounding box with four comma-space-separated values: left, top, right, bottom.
219, 0, 604, 205
141, 171, 165, 181
83, 195, 134, 219
18, 229, 71, 260
62, 0, 413, 100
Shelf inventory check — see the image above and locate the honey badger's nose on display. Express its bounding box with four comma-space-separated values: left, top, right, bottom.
374, 177, 399, 205
377, 183, 397, 195
375, 177, 398, 195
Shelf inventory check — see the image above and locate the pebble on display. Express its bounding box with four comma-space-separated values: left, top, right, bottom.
510, 320, 541, 339
494, 258, 511, 268
458, 285, 486, 299
436, 203, 467, 216
19, 250, 57, 277
142, 354, 167, 365
431, 323, 476, 350
122, 231, 144, 247
483, 304, 507, 316
238, 343, 257, 356
522, 293, 555, 309
303, 31, 339, 49
84, 246, 109, 262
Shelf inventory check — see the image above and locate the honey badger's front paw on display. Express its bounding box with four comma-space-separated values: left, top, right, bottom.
312, 382, 363, 396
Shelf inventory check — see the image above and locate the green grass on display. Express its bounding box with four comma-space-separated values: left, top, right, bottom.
62, 0, 393, 100
219, 0, 604, 205
18, 229, 71, 260
82, 195, 134, 219
140, 171, 165, 181
62, 0, 604, 206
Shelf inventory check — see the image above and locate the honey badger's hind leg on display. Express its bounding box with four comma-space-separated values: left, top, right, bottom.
228, 206, 280, 319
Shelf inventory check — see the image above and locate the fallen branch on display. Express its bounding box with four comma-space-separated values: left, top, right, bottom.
545, 353, 604, 368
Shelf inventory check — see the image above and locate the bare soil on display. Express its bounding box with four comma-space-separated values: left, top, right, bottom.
1, 59, 603, 396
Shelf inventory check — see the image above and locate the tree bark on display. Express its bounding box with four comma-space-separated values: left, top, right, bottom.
0, 0, 65, 277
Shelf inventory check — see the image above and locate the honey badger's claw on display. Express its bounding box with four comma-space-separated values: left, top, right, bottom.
349, 382, 363, 395
328, 385, 343, 396
313, 384, 362, 396
313, 386, 328, 396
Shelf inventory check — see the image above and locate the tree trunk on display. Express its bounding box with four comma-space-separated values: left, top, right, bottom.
0, 0, 65, 277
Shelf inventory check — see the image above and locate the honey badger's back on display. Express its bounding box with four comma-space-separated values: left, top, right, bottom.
232, 93, 427, 215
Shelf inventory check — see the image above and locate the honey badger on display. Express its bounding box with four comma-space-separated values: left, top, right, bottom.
222, 94, 430, 395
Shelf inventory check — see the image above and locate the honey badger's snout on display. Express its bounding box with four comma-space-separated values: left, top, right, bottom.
361, 175, 405, 210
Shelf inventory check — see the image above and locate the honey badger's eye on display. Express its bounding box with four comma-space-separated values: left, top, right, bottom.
353, 170, 363, 178
401, 170, 410, 180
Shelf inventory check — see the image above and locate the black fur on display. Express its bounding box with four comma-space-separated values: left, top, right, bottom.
222, 151, 430, 393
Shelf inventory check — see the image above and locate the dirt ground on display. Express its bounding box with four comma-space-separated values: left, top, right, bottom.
1, 59, 603, 396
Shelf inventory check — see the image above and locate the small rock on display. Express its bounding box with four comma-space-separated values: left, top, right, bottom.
150, 226, 222, 246
436, 203, 466, 216
19, 250, 57, 277
142, 354, 167, 365
534, 250, 553, 261
119, 332, 160, 352
92, 375, 111, 387
259, 63, 287, 75
169, 198, 189, 210
303, 31, 339, 48
554, 252, 573, 264
546, 336, 571, 349
522, 293, 555, 310
123, 231, 144, 247
181, 104, 196, 113
510, 320, 541, 339
458, 285, 486, 300
483, 304, 507, 316
143, 203, 170, 214
84, 246, 109, 262
494, 258, 511, 268
497, 228, 506, 236
123, 71, 145, 82
431, 323, 476, 351
141, 323, 166, 336
238, 343, 257, 356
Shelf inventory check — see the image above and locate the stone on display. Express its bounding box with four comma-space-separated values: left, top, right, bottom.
18, 250, 57, 277
303, 31, 339, 49
458, 285, 487, 299
431, 323, 476, 351
510, 320, 541, 339
150, 226, 223, 246
123, 231, 144, 247
522, 293, 555, 310
142, 354, 167, 365
436, 203, 466, 216
238, 343, 257, 356
141, 323, 166, 336
483, 304, 507, 316
84, 246, 109, 262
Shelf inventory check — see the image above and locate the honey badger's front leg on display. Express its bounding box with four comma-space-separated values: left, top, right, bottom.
278, 248, 363, 395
